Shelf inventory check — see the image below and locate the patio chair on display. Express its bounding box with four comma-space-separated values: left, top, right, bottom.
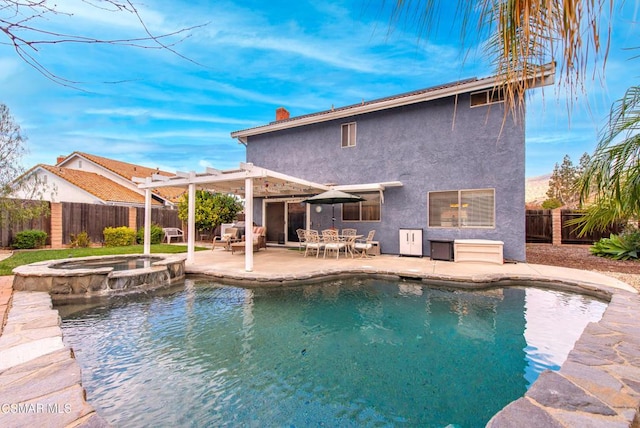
253, 226, 267, 250
354, 230, 376, 258
162, 227, 184, 244
322, 229, 346, 259
230, 226, 267, 254
304, 231, 324, 258
212, 227, 239, 251
296, 228, 308, 252
341, 228, 357, 237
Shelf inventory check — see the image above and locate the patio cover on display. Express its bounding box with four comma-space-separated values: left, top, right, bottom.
134, 162, 402, 271
134, 163, 331, 271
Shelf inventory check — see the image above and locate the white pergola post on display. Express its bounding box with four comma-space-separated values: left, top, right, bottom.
143, 188, 152, 255
187, 182, 196, 264
244, 177, 253, 272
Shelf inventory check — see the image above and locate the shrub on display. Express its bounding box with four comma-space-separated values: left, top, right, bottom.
590, 228, 640, 260
12, 229, 48, 249
103, 226, 137, 247
136, 223, 164, 245
70, 231, 91, 248
541, 198, 562, 209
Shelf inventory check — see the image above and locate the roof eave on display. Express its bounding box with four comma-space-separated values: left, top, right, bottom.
231, 63, 555, 140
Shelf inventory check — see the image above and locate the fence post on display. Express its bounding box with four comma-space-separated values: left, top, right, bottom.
552, 208, 562, 246
50, 202, 63, 249
129, 207, 137, 231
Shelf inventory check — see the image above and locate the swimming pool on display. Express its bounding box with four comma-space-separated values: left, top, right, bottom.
58, 277, 606, 427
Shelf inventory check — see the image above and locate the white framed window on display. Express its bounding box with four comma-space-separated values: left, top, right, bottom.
343, 192, 380, 222
470, 87, 505, 107
341, 122, 356, 148
428, 188, 495, 228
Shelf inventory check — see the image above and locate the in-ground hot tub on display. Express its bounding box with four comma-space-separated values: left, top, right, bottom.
12, 254, 186, 302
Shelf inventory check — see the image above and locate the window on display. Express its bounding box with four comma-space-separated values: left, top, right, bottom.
470, 88, 505, 107
428, 189, 495, 228
341, 122, 356, 148
343, 192, 380, 221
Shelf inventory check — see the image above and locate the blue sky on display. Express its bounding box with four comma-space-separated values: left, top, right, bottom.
1, 0, 638, 178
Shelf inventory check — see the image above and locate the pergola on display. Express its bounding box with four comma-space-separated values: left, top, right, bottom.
134, 163, 330, 271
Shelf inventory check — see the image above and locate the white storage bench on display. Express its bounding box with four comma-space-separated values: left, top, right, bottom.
454, 239, 504, 264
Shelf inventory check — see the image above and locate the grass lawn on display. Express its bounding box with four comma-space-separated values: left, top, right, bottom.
0, 244, 207, 276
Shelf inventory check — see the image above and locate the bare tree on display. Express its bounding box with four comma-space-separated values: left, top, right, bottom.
0, 103, 50, 227
0, 0, 206, 86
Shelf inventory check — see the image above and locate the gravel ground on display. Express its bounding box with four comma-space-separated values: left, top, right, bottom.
526, 244, 640, 291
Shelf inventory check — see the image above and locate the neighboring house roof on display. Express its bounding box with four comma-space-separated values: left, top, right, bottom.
57, 151, 184, 203
39, 165, 162, 205
231, 64, 555, 141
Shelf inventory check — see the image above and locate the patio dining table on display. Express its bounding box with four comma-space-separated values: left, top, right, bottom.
322, 234, 362, 259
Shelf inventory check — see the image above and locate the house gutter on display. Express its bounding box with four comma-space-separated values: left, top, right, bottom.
231, 63, 555, 140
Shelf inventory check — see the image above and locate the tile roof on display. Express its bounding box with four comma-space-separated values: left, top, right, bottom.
40, 165, 162, 205
58, 152, 185, 203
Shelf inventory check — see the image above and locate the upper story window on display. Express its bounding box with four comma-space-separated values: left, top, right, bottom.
428, 188, 495, 228
470, 88, 505, 107
343, 192, 380, 222
341, 122, 356, 148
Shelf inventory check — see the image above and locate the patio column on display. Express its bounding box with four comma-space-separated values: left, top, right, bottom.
187, 182, 196, 264
245, 177, 254, 272
143, 188, 151, 255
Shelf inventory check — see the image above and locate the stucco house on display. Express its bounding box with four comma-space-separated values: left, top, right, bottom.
13, 152, 183, 207
231, 67, 554, 261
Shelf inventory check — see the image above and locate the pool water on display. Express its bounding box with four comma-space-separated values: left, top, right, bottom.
52, 256, 162, 271
58, 278, 606, 427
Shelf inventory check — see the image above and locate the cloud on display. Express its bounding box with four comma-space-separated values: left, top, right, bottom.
51, 0, 171, 36
85, 108, 256, 126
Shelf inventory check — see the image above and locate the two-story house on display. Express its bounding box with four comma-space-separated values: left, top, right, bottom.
231, 67, 554, 261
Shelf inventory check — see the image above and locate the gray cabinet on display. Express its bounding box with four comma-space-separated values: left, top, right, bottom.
399, 229, 422, 256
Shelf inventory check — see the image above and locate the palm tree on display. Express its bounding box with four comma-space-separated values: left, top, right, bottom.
390, 0, 613, 113
576, 86, 640, 232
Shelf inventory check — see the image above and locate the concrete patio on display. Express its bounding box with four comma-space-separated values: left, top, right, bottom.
188, 245, 636, 295
1, 245, 640, 427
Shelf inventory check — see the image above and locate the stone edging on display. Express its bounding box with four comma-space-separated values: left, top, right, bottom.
0, 291, 108, 427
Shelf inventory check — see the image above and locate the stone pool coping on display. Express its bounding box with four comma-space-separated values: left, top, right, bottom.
0, 286, 108, 427
2, 248, 640, 427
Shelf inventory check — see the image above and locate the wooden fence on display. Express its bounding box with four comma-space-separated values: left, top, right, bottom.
525, 210, 553, 243
0, 199, 52, 247
1, 199, 182, 248
559, 210, 623, 244
135, 207, 181, 231
63, 202, 130, 245
526, 209, 623, 245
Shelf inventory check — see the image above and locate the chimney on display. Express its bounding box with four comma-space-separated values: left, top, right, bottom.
275, 107, 290, 121
56, 155, 66, 165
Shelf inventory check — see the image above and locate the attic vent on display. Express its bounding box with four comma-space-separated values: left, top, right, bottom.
78, 160, 82, 168
470, 88, 505, 107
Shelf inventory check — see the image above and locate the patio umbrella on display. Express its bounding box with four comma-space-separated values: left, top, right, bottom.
304, 189, 365, 228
